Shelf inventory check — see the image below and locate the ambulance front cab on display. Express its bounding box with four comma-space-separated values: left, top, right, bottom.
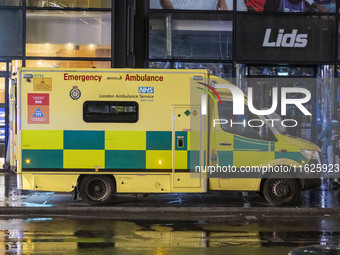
209, 82, 321, 206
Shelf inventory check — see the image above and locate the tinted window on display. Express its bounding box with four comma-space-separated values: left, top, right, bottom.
83, 101, 138, 123
149, 13, 233, 60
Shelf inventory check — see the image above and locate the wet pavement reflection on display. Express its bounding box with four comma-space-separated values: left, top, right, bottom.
0, 172, 339, 208
0, 171, 338, 254
0, 217, 339, 254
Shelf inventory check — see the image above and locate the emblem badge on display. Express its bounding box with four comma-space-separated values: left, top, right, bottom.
70, 86, 81, 100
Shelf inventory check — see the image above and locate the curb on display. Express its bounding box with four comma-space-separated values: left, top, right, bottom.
0, 206, 339, 220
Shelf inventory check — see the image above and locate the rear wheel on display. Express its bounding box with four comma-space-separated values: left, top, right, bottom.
263, 178, 299, 206
79, 175, 115, 205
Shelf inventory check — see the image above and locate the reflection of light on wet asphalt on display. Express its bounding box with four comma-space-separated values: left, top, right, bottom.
167, 193, 182, 204
21, 202, 53, 207
0, 218, 337, 254
24, 218, 53, 222
319, 219, 331, 246
320, 182, 326, 209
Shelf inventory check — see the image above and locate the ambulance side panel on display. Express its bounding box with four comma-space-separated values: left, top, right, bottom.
16, 68, 208, 193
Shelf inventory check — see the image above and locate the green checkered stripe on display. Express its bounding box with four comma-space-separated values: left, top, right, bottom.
21, 130, 199, 170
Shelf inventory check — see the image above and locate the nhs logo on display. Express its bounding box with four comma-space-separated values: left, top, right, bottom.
138, 87, 154, 93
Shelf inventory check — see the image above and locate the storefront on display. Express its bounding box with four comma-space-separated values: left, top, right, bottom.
148, 1, 338, 145
0, 0, 338, 159
0, 0, 113, 160
233, 13, 336, 142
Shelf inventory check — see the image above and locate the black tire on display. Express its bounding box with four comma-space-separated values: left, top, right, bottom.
263, 178, 299, 206
79, 175, 115, 205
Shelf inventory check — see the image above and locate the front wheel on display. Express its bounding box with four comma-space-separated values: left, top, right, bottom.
79, 175, 115, 205
263, 179, 299, 206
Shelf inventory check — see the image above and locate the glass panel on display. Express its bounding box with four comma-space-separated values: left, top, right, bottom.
26, 11, 111, 58
26, 0, 111, 8
0, 0, 21, 6
0, 63, 6, 72
149, 61, 232, 78
0, 108, 4, 144
0, 78, 4, 104
319, 65, 335, 132
338, 24, 340, 60
310, 0, 336, 13
12, 60, 22, 74
149, 13, 232, 60
83, 101, 139, 123
0, 10, 23, 57
26, 60, 111, 68
150, 0, 233, 11
238, 0, 335, 12
248, 66, 316, 77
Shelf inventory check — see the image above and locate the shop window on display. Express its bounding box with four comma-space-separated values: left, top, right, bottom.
150, 0, 233, 11
0, 0, 21, 6
237, 0, 335, 12
149, 13, 232, 60
26, 60, 111, 68
0, 78, 4, 104
26, 0, 111, 8
83, 101, 139, 123
338, 26, 340, 61
0, 108, 4, 143
248, 66, 316, 77
26, 11, 111, 58
149, 61, 232, 78
0, 63, 6, 72
0, 10, 23, 57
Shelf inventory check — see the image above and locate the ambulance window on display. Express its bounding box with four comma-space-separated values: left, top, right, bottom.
83, 101, 138, 123
218, 101, 276, 141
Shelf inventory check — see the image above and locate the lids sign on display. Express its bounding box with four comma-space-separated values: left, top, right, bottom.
27, 93, 49, 124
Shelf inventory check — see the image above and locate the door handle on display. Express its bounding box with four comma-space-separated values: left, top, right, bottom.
219, 142, 232, 146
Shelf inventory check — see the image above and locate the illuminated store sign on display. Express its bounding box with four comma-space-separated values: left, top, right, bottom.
262, 29, 308, 48
235, 14, 335, 62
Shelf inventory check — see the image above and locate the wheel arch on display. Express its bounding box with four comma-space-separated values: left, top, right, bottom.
260, 177, 302, 194
259, 163, 303, 193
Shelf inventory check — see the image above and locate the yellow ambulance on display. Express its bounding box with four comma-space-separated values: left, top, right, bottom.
8, 68, 321, 206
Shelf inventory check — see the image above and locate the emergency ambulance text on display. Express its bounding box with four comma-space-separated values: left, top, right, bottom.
64, 73, 102, 82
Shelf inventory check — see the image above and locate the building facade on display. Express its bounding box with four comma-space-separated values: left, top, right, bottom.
0, 0, 338, 157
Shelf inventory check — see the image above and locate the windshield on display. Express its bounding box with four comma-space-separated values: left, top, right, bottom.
264, 112, 287, 135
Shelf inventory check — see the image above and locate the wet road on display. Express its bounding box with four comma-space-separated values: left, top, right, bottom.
0, 171, 338, 254
0, 217, 339, 254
